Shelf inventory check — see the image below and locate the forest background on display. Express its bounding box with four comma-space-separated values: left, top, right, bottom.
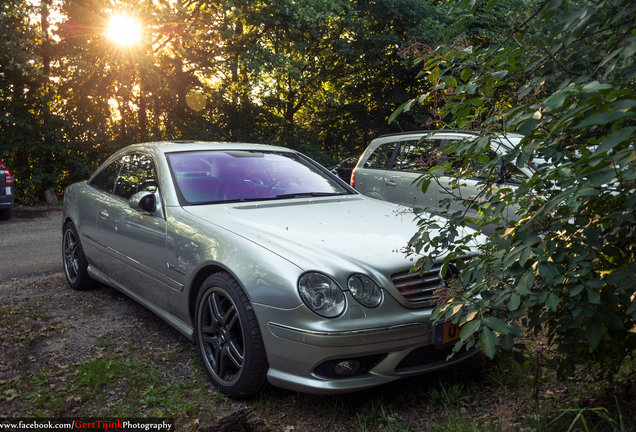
0, 0, 524, 201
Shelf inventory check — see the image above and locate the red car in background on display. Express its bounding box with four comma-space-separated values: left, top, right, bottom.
0, 160, 14, 220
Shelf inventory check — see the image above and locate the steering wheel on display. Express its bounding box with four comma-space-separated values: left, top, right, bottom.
268, 177, 297, 192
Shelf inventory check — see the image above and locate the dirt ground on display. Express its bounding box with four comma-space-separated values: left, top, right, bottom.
0, 206, 63, 279
0, 272, 262, 427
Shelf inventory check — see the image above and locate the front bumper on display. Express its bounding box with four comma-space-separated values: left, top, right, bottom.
254, 293, 479, 394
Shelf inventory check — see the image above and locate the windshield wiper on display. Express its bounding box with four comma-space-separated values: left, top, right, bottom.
274, 192, 346, 199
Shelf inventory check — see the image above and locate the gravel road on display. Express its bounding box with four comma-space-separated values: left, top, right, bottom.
0, 206, 63, 280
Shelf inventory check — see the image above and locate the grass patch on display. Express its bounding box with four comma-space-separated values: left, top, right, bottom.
427, 382, 467, 408
71, 351, 222, 421
430, 411, 505, 432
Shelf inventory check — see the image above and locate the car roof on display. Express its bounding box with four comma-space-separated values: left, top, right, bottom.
121, 140, 292, 155
376, 130, 524, 140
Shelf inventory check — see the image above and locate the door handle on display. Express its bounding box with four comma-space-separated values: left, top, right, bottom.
99, 209, 109, 219
385, 180, 396, 187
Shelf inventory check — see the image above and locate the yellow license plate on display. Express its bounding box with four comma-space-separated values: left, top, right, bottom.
436, 320, 461, 346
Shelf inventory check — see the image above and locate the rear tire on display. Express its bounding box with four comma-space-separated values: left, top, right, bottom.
0, 208, 10, 221
62, 221, 96, 291
194, 273, 268, 398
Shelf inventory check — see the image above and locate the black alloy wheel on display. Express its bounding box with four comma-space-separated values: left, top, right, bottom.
195, 273, 268, 398
62, 221, 95, 291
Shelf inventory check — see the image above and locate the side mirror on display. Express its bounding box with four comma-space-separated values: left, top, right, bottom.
129, 191, 156, 213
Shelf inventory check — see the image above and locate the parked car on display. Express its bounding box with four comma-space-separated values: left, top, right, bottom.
0, 160, 14, 221
351, 130, 534, 232
62, 141, 485, 398
329, 156, 358, 184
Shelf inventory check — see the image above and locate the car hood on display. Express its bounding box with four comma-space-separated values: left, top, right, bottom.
183, 195, 480, 279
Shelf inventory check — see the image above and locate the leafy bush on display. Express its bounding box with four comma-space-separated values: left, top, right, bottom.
395, 0, 636, 380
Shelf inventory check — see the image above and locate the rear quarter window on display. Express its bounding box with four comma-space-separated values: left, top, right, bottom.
394, 139, 444, 172
363, 142, 397, 169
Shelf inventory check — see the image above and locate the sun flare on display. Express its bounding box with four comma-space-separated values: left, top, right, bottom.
107, 15, 142, 45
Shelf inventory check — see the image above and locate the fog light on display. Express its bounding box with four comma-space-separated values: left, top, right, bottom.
334, 360, 360, 376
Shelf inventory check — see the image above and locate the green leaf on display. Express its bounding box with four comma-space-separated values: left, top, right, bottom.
430, 167, 445, 176
581, 81, 613, 93
598, 311, 625, 330
594, 127, 636, 155
507, 293, 521, 311
501, 334, 514, 351
545, 91, 569, 110
587, 169, 616, 187
621, 40, 636, 59
545, 293, 560, 312
480, 327, 496, 358
517, 271, 535, 294
460, 320, 481, 341
587, 289, 601, 304
485, 0, 499, 11
442, 75, 458, 87
539, 263, 559, 283
461, 67, 471, 82
576, 188, 600, 197
575, 110, 633, 128
570, 284, 585, 296
484, 317, 511, 335
585, 322, 603, 349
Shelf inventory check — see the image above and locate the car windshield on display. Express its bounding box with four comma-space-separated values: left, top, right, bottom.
168, 150, 351, 204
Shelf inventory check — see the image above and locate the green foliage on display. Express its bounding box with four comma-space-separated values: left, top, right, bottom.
548, 397, 634, 432
398, 0, 636, 381
2, 0, 460, 197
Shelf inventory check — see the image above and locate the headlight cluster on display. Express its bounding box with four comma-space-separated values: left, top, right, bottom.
298, 273, 345, 318
347, 275, 382, 308
298, 272, 383, 318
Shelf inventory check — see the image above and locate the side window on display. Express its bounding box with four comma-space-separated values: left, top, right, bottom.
445, 140, 498, 179
394, 139, 443, 172
364, 142, 397, 169
113, 154, 158, 200
90, 158, 123, 194
501, 163, 527, 184
471, 151, 498, 174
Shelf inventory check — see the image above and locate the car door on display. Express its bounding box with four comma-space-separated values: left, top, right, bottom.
93, 153, 169, 309
381, 138, 445, 208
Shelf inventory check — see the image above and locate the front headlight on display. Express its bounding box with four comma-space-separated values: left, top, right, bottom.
298, 273, 346, 318
347, 275, 382, 307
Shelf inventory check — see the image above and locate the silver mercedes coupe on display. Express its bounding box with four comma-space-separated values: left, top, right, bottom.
62, 141, 483, 398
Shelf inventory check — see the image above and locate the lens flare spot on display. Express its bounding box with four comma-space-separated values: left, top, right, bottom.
107, 15, 141, 45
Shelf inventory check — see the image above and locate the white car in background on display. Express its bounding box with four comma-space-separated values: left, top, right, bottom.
351, 130, 535, 233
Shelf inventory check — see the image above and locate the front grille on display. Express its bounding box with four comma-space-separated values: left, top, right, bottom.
391, 263, 445, 307
392, 259, 468, 307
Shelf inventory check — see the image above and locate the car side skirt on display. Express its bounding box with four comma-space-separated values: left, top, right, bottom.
87, 265, 195, 341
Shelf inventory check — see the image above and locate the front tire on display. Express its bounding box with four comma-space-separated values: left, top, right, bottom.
62, 221, 96, 291
194, 273, 268, 398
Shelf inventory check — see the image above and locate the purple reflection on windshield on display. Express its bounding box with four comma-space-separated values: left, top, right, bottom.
168, 150, 345, 204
